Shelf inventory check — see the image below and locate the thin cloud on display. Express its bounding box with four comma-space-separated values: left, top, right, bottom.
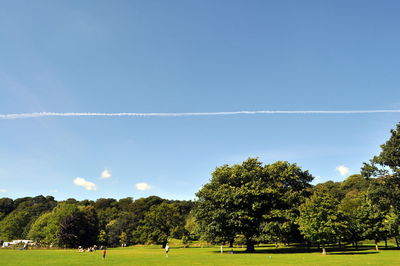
1, 110, 400, 119
336, 165, 350, 177
135, 182, 152, 191
49, 189, 58, 193
73, 177, 97, 191
100, 169, 112, 179
0, 189, 7, 193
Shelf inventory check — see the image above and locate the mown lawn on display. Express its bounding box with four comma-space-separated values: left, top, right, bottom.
1, 245, 399, 265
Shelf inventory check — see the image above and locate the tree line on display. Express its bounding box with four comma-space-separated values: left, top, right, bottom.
0, 195, 194, 248
1, 122, 400, 253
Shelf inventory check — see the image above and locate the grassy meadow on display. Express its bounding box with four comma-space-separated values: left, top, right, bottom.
1, 244, 400, 266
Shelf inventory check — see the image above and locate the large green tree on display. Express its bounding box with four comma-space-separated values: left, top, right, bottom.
361, 122, 400, 211
262, 161, 313, 245
297, 189, 347, 255
0, 208, 31, 240
358, 179, 391, 249
195, 158, 313, 252
358, 196, 388, 250
27, 203, 78, 246
58, 206, 99, 248
361, 123, 400, 248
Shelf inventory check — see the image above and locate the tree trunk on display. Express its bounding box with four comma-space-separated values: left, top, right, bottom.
395, 237, 399, 248
317, 243, 320, 250
245, 239, 255, 253
355, 241, 358, 250
229, 239, 234, 248
322, 246, 327, 255
338, 239, 342, 249
375, 240, 379, 251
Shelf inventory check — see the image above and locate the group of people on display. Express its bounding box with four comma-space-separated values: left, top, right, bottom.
78, 245, 98, 252
75, 244, 170, 260
77, 245, 108, 260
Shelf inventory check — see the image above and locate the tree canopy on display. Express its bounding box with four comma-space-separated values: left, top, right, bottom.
194, 158, 313, 252
297, 189, 346, 254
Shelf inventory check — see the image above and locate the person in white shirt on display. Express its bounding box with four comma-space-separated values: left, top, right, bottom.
165, 244, 169, 257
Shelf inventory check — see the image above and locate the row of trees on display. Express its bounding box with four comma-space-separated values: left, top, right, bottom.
0, 195, 193, 248
1, 122, 400, 252
1, 166, 391, 252
193, 158, 398, 253
297, 123, 400, 253
194, 122, 400, 253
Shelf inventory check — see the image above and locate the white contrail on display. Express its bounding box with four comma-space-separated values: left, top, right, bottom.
0, 110, 400, 119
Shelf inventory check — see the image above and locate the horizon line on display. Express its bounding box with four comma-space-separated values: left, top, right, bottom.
1, 110, 400, 119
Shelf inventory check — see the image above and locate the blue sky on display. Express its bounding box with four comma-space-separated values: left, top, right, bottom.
1, 0, 400, 200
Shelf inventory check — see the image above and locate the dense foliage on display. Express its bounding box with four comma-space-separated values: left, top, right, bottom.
0, 195, 192, 248
194, 158, 312, 252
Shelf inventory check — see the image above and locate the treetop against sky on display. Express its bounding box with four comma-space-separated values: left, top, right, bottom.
1, 0, 400, 200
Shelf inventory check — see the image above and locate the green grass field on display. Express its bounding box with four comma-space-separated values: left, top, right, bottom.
1, 245, 399, 265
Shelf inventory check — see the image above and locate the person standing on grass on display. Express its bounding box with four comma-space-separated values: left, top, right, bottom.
102, 247, 107, 260
165, 244, 169, 257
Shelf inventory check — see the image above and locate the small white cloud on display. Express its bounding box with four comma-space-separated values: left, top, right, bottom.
100, 169, 112, 179
336, 165, 349, 177
73, 177, 97, 191
0, 189, 7, 193
135, 182, 152, 191
49, 189, 58, 193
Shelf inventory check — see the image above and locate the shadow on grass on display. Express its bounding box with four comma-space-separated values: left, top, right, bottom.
211, 247, 315, 254
330, 251, 379, 255
211, 246, 385, 255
